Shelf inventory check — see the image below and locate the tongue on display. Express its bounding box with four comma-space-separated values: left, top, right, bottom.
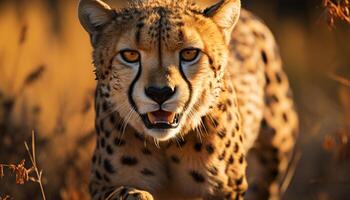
153, 110, 172, 120
149, 110, 174, 124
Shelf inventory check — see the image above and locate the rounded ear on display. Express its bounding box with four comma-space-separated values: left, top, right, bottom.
203, 0, 241, 44
78, 0, 115, 34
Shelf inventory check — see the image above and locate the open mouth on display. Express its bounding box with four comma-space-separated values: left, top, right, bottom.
141, 110, 181, 129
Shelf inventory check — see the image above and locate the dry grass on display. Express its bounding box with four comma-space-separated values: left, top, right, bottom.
323, 0, 350, 27
0, 2, 95, 199
322, 75, 350, 161
0, 132, 46, 200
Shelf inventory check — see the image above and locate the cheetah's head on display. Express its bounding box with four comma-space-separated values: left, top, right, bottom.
78, 0, 240, 141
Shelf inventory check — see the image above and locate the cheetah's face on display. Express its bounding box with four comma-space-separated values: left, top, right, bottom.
79, 0, 240, 141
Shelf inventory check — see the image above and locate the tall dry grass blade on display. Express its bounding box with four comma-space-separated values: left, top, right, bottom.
0, 165, 4, 178
24, 131, 46, 200
330, 73, 350, 88
281, 151, 302, 195
24, 143, 32, 165
31, 131, 36, 165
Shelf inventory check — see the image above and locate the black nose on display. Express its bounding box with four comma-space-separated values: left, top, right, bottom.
145, 86, 176, 105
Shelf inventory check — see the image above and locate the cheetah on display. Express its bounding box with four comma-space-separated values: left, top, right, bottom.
78, 0, 298, 199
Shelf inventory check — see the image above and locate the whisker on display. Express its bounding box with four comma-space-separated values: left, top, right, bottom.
153, 138, 160, 149
120, 108, 135, 140
187, 108, 205, 142
199, 117, 209, 136
207, 113, 217, 128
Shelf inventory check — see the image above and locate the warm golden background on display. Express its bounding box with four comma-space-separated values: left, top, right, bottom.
0, 0, 349, 199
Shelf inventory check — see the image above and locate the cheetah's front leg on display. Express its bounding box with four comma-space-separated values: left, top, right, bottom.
88, 124, 164, 200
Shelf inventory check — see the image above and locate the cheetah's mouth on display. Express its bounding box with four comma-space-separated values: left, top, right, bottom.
142, 110, 180, 129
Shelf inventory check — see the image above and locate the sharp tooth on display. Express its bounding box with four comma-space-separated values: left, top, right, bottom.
147, 113, 156, 124
167, 113, 176, 123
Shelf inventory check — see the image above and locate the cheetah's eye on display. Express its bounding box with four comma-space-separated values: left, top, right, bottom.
180, 48, 201, 62
120, 50, 140, 63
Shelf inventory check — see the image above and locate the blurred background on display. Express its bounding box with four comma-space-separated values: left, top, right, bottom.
0, 0, 349, 199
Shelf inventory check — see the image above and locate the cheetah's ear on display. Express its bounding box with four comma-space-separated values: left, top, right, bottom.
78, 0, 115, 34
203, 0, 241, 44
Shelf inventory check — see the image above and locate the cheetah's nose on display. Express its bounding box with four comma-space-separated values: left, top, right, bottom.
145, 86, 176, 105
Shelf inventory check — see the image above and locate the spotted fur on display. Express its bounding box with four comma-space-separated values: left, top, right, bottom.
78, 0, 298, 199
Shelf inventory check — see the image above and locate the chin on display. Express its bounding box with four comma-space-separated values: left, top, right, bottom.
144, 127, 180, 141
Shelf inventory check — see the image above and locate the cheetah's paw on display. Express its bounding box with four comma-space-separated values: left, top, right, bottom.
109, 187, 154, 200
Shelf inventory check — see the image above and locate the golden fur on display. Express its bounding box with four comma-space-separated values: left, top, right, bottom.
78, 0, 298, 199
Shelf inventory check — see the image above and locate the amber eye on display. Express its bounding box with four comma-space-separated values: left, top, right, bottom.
180, 48, 200, 62
120, 50, 140, 63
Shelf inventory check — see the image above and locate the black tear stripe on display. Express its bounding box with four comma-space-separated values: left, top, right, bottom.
179, 62, 193, 116
127, 62, 142, 114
